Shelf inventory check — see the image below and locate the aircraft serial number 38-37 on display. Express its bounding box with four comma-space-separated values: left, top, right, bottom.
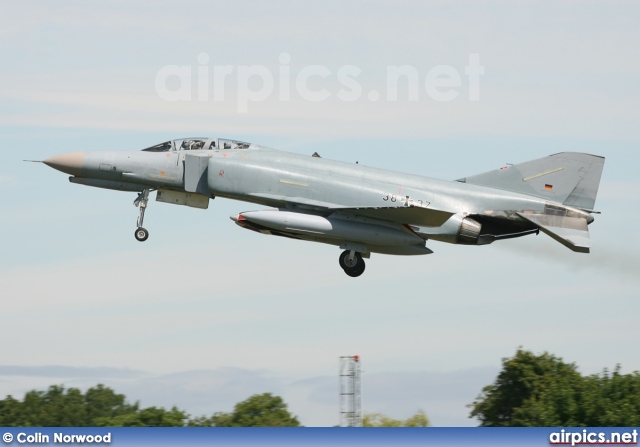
36, 137, 605, 277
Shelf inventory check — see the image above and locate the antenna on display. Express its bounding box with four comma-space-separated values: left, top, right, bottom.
339, 355, 362, 427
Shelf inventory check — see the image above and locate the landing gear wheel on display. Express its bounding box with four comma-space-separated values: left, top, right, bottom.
344, 262, 366, 277
339, 250, 366, 277
135, 227, 149, 242
133, 189, 152, 242
339, 250, 361, 269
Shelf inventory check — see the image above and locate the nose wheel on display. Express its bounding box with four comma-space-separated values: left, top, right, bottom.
339, 250, 366, 277
134, 189, 152, 242
135, 227, 149, 242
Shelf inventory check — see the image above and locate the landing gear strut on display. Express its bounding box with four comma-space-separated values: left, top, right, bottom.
134, 189, 151, 242
339, 250, 366, 277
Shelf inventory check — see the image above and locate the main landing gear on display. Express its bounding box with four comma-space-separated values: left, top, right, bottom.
134, 189, 152, 242
339, 250, 366, 277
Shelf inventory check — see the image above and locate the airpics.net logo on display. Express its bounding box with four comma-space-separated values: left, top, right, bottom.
549, 429, 638, 446
154, 52, 485, 113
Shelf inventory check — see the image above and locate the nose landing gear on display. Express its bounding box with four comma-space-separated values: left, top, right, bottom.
134, 189, 152, 242
339, 250, 366, 277
134, 227, 149, 242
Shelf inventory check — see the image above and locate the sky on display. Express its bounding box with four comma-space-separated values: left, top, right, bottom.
1, 0, 639, 426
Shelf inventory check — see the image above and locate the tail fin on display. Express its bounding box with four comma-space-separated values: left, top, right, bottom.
458, 152, 605, 210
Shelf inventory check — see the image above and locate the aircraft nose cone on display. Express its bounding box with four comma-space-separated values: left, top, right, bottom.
43, 152, 84, 176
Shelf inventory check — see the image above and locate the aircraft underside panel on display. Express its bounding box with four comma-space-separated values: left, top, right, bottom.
156, 189, 209, 209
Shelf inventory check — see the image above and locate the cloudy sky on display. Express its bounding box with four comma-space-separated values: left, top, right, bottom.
1, 1, 639, 426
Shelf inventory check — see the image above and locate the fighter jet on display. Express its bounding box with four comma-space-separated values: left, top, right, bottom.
39, 137, 605, 277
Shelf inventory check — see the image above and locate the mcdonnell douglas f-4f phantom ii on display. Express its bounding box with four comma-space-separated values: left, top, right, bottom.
39, 137, 605, 277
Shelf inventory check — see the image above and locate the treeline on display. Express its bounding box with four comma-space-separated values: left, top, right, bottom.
2, 349, 639, 427
469, 349, 640, 426
363, 410, 429, 427
0, 385, 299, 427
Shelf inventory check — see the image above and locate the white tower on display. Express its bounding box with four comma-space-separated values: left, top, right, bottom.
339, 355, 362, 427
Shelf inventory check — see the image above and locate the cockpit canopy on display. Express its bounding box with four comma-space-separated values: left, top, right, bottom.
142, 138, 251, 152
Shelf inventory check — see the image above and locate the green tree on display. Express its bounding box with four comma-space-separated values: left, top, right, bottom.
0, 385, 301, 428
84, 384, 138, 423
209, 393, 300, 427
403, 409, 430, 427
580, 367, 640, 426
2, 385, 92, 426
0, 396, 22, 426
469, 349, 640, 427
187, 415, 215, 427
363, 410, 430, 427
469, 349, 582, 426
0, 384, 170, 427
363, 412, 403, 427
95, 406, 188, 427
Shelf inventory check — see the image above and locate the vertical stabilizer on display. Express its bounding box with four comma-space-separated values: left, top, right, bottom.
458, 152, 605, 210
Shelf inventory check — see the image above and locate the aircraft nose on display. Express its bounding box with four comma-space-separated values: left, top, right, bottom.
43, 152, 84, 176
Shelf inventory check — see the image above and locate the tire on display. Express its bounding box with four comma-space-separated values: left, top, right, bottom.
339, 250, 365, 277
339, 250, 362, 270
343, 262, 366, 277
135, 227, 149, 242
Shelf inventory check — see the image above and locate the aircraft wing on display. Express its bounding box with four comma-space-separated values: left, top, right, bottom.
248, 193, 345, 210
516, 212, 590, 253
336, 206, 454, 227
248, 193, 453, 227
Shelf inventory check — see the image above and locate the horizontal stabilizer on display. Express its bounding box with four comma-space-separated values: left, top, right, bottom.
516, 212, 590, 253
